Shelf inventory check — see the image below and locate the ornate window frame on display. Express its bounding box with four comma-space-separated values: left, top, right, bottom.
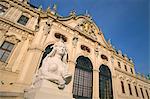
17, 12, 31, 26
0, 41, 15, 62
0, 33, 20, 69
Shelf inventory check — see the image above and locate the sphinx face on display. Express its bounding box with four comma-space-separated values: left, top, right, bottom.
56, 45, 66, 56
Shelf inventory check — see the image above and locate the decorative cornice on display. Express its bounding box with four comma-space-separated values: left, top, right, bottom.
113, 52, 134, 66
8, 0, 40, 15
67, 60, 76, 65
93, 69, 99, 72
115, 67, 150, 84
3, 0, 113, 52
28, 45, 44, 52
118, 75, 126, 80
0, 16, 34, 35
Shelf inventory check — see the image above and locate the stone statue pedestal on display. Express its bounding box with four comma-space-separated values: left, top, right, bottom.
25, 79, 73, 99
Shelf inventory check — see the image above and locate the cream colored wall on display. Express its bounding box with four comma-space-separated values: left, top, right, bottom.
0, 0, 39, 95
116, 69, 150, 99
0, 0, 150, 99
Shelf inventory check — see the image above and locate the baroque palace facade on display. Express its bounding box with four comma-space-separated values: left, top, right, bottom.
0, 0, 149, 99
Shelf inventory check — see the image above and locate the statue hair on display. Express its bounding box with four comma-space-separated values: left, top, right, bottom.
43, 45, 67, 63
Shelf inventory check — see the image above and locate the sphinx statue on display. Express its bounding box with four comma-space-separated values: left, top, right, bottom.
33, 39, 72, 89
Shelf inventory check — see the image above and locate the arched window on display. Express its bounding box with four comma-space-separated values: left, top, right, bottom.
140, 88, 145, 98
145, 89, 149, 99
73, 56, 93, 99
99, 65, 113, 99
121, 81, 125, 93
39, 44, 53, 68
134, 86, 139, 97
128, 83, 132, 95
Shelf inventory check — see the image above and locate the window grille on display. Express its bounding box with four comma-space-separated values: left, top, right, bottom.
73, 56, 93, 99
99, 65, 113, 99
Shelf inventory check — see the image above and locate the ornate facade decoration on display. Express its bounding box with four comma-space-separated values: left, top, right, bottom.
0, 0, 149, 99
76, 20, 97, 40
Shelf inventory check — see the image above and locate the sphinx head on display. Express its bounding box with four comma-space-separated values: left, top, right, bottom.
46, 39, 68, 63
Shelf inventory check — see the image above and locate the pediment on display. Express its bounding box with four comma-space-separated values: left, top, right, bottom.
58, 15, 112, 49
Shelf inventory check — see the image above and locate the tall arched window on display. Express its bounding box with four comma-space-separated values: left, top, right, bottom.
99, 65, 113, 99
73, 56, 93, 99
39, 44, 53, 68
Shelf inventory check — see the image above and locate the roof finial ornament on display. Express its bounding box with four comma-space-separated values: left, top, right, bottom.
118, 50, 122, 55
38, 5, 42, 11
85, 10, 89, 16
53, 4, 57, 11
46, 6, 51, 13
69, 9, 76, 17
85, 10, 92, 20
112, 46, 116, 50
18, 0, 28, 3
51, 3, 57, 15
108, 39, 112, 46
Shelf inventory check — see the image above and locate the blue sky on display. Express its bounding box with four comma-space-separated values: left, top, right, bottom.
30, 0, 149, 75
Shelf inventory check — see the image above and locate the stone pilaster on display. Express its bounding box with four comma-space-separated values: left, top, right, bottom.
12, 38, 29, 72
93, 69, 99, 99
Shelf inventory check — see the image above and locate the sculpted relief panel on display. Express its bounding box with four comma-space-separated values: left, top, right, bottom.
33, 40, 72, 89
75, 20, 97, 40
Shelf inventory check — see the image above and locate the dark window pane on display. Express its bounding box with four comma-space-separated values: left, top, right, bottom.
73, 56, 93, 99
128, 84, 132, 95
17, 15, 29, 25
0, 49, 5, 58
146, 89, 149, 99
121, 81, 125, 93
125, 65, 127, 71
2, 41, 9, 49
140, 88, 144, 98
135, 86, 139, 97
118, 62, 121, 68
130, 68, 133, 74
1, 51, 9, 62
99, 65, 113, 99
7, 44, 14, 51
0, 41, 14, 62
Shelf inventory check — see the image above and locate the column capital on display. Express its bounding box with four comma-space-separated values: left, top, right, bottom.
93, 69, 99, 72
68, 60, 76, 65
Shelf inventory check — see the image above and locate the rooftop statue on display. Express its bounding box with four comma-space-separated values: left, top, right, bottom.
33, 39, 72, 89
